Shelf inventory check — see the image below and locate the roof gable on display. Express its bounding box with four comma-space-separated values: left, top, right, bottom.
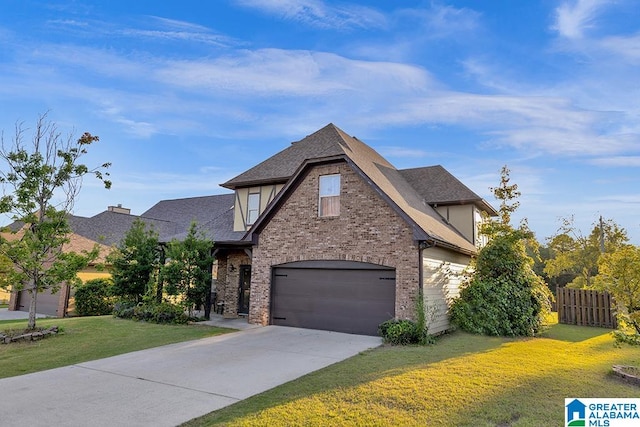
222, 124, 351, 189
399, 166, 498, 215
247, 124, 479, 254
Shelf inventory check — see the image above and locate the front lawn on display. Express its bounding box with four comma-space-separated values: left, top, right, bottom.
0, 316, 231, 379
185, 321, 640, 426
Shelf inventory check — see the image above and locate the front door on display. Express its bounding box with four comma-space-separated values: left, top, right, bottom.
238, 265, 251, 315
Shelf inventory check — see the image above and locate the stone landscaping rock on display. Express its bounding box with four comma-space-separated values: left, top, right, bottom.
612, 365, 640, 386
0, 326, 59, 344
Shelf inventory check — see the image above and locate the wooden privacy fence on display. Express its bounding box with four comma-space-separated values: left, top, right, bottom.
556, 288, 617, 329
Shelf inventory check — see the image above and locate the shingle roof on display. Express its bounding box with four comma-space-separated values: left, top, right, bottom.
399, 165, 498, 215
69, 212, 173, 247
222, 125, 348, 189
248, 124, 486, 254
68, 194, 241, 247
140, 193, 243, 243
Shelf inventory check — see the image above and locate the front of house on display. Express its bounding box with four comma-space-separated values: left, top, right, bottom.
6, 123, 495, 335
214, 124, 497, 335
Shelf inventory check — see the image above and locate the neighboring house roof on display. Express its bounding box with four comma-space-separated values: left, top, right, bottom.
140, 193, 244, 243
61, 233, 111, 264
399, 165, 498, 216
247, 124, 490, 255
69, 212, 173, 247
0, 225, 111, 264
67, 194, 241, 247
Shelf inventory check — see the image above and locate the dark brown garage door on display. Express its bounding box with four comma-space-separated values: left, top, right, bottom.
271, 260, 395, 336
18, 288, 64, 317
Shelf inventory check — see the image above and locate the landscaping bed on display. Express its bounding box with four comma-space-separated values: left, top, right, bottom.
0, 325, 59, 344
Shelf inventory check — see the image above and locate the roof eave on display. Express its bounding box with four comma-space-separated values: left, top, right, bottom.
430, 198, 498, 217
221, 177, 290, 190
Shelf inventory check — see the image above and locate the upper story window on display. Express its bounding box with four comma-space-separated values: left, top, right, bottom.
247, 193, 260, 225
319, 174, 340, 217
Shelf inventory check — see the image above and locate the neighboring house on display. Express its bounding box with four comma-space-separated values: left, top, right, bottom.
3, 123, 497, 334
5, 198, 242, 317
4, 227, 112, 317
217, 123, 497, 335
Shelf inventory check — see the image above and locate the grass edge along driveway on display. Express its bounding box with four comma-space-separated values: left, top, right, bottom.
0, 316, 231, 379
184, 321, 640, 427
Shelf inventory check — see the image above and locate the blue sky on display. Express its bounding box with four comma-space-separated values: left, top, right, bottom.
0, 0, 639, 244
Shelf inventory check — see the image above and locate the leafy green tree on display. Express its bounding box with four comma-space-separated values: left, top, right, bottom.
544, 217, 628, 288
594, 245, 640, 344
0, 113, 110, 329
108, 219, 160, 303
450, 165, 552, 336
162, 223, 213, 317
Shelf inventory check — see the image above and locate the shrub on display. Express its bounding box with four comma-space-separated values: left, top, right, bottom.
450, 230, 553, 337
113, 300, 188, 324
113, 300, 137, 319
378, 319, 419, 345
74, 278, 114, 316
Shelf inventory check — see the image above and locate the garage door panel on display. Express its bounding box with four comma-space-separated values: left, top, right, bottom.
275, 269, 394, 300
272, 263, 395, 336
274, 296, 395, 317
18, 289, 61, 316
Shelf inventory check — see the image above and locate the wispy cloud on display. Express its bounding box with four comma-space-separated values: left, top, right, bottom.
234, 0, 387, 30
396, 3, 480, 40
121, 16, 236, 47
155, 49, 433, 97
552, 0, 610, 39
589, 156, 640, 167
4, 7, 638, 162
598, 33, 640, 63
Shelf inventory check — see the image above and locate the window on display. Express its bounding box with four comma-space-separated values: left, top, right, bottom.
319, 174, 340, 217
247, 193, 260, 225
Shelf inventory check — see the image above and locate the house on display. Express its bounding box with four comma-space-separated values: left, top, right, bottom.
6, 197, 243, 317
4, 123, 497, 335
5, 227, 112, 317
215, 123, 497, 335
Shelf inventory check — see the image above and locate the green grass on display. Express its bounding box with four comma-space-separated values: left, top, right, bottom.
184, 321, 640, 427
0, 316, 231, 379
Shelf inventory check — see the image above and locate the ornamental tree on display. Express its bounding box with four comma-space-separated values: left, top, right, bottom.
162, 223, 213, 317
0, 113, 110, 329
108, 219, 161, 303
450, 165, 552, 336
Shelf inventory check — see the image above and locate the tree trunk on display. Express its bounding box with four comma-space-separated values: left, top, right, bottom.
28, 282, 38, 330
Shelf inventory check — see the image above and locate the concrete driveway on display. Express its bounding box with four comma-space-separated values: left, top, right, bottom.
0, 307, 49, 320
0, 325, 381, 426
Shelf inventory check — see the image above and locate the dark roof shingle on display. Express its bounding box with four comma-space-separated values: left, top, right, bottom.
247, 124, 488, 254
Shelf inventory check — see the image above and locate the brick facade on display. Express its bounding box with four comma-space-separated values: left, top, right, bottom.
249, 161, 420, 326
